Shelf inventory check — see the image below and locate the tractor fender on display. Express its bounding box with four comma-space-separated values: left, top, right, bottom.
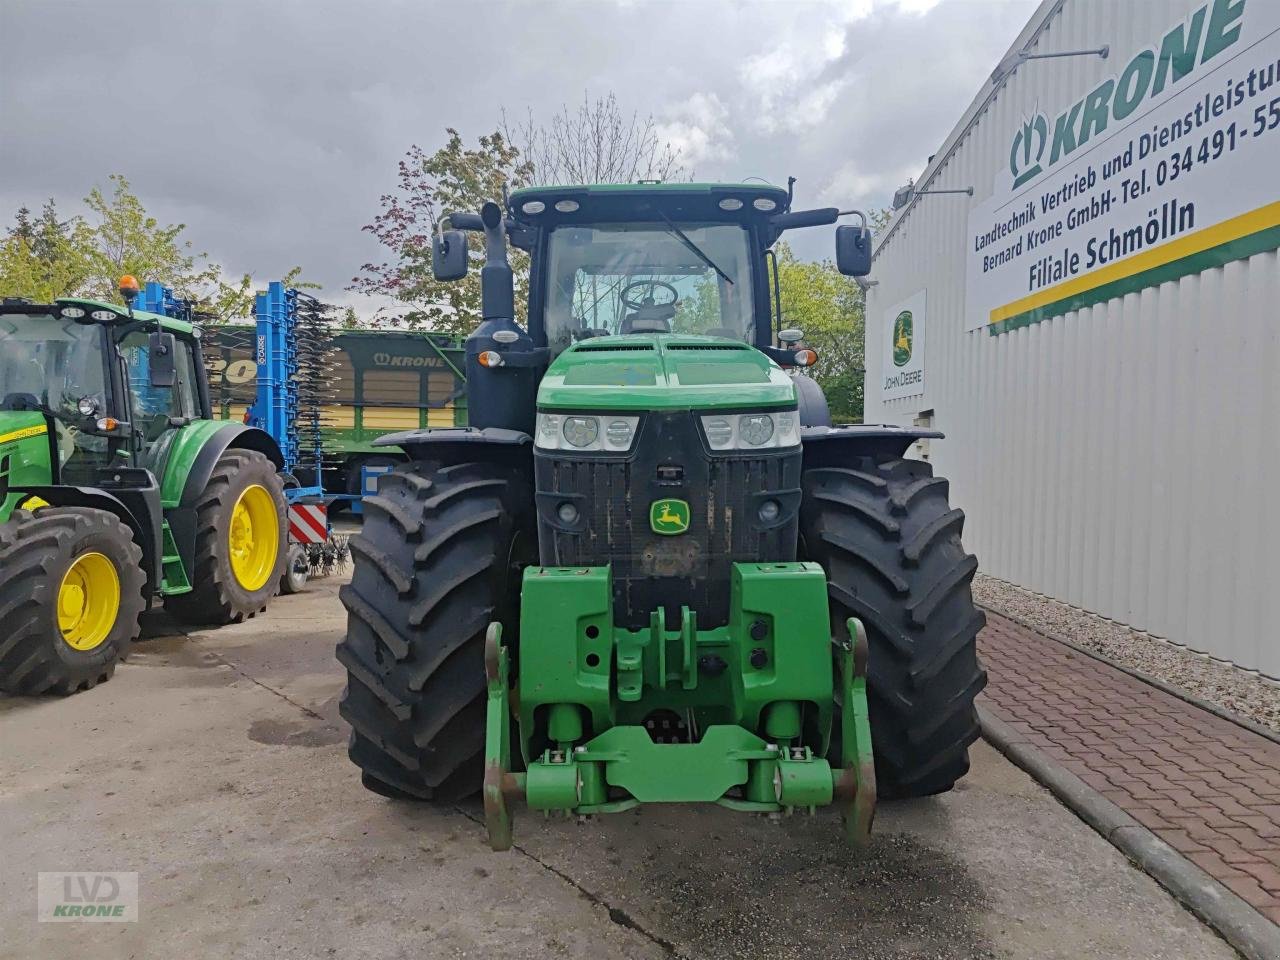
793, 374, 833, 428
800, 424, 943, 467
1, 483, 162, 597
373, 427, 533, 475
160, 422, 284, 509
159, 423, 285, 585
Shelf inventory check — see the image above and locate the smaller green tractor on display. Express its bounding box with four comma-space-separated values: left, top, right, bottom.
0, 277, 288, 695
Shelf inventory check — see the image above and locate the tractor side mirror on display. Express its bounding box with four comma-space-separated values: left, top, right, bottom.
148, 331, 176, 388
835, 225, 873, 277
433, 230, 468, 281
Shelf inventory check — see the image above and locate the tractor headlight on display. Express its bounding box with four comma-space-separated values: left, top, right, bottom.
703, 417, 733, 448
604, 419, 636, 448
700, 410, 800, 451
535, 413, 640, 452
562, 416, 598, 448
739, 414, 774, 446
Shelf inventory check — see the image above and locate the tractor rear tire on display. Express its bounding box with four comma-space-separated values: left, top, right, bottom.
336, 461, 532, 802
0, 507, 146, 695
165, 450, 287, 625
800, 458, 987, 799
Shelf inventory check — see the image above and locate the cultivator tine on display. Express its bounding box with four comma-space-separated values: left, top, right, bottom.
837, 617, 877, 846
292, 293, 338, 488
483, 622, 516, 851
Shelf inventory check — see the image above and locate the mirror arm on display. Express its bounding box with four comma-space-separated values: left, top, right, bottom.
437, 211, 522, 244
837, 209, 868, 230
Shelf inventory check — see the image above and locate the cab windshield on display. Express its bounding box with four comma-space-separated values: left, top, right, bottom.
544, 222, 755, 355
0, 313, 107, 417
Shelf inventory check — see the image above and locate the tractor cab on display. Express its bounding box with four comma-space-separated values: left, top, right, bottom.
439, 181, 871, 358
429, 182, 872, 435
0, 288, 207, 489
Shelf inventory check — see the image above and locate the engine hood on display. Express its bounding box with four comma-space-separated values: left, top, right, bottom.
536, 334, 797, 411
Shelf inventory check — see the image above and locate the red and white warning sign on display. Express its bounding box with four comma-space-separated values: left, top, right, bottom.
288, 503, 329, 544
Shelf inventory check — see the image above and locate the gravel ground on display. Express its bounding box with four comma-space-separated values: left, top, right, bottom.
972, 573, 1280, 735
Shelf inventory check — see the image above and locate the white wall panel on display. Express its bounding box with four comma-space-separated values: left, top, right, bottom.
865, 0, 1280, 676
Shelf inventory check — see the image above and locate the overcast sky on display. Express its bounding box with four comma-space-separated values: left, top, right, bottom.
0, 0, 1038, 316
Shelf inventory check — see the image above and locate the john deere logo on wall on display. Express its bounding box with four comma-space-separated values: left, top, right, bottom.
650, 498, 690, 535
892, 310, 914, 367
883, 290, 925, 401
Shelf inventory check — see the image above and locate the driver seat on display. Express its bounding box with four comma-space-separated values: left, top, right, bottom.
620, 301, 676, 334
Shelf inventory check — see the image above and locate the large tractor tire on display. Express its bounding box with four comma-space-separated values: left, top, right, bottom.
0, 507, 146, 695
165, 450, 287, 625
800, 457, 987, 799
336, 461, 532, 802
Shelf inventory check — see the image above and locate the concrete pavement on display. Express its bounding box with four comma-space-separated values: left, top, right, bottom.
0, 576, 1239, 959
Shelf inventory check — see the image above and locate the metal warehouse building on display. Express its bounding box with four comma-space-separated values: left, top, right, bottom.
864, 0, 1279, 677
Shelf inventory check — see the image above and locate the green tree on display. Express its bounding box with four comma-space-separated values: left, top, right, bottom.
0, 175, 312, 323
352, 129, 533, 334
773, 243, 866, 423
503, 93, 685, 185
82, 174, 222, 303
356, 94, 691, 334
213, 265, 318, 322
0, 200, 95, 302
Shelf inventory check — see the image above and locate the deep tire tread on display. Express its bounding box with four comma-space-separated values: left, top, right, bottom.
801, 457, 987, 799
336, 460, 531, 803
0, 508, 145, 696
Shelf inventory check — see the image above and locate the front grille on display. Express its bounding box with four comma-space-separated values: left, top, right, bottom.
665, 343, 749, 351
534, 411, 801, 628
575, 343, 655, 352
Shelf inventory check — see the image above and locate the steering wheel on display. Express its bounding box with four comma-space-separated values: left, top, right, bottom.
620, 279, 679, 312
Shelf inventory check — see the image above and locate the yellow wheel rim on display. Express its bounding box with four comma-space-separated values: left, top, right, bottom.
228, 484, 279, 592
58, 552, 121, 651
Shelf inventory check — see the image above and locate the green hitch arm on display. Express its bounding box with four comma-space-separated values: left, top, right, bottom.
833, 617, 877, 845
483, 622, 524, 851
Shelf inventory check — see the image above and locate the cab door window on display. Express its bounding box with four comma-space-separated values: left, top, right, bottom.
120, 331, 199, 448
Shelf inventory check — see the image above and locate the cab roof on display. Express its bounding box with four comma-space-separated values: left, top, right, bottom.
55, 297, 196, 336
508, 181, 792, 224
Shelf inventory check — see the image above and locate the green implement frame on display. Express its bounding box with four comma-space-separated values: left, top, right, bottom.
483, 563, 876, 850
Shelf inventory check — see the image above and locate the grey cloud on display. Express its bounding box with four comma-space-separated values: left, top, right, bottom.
0, 0, 1036, 308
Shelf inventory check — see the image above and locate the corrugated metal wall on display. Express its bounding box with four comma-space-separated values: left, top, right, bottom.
865, 0, 1280, 677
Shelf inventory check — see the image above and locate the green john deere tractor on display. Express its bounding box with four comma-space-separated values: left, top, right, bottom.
337, 182, 986, 848
0, 277, 288, 695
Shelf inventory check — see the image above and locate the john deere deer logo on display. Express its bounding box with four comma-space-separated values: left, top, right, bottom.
650, 498, 690, 536
892, 310, 913, 367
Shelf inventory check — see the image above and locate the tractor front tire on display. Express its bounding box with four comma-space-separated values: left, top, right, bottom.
0, 507, 146, 695
336, 461, 532, 802
801, 458, 987, 799
165, 450, 287, 625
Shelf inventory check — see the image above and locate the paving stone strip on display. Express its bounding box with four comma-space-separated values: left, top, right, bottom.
977, 611, 1280, 926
